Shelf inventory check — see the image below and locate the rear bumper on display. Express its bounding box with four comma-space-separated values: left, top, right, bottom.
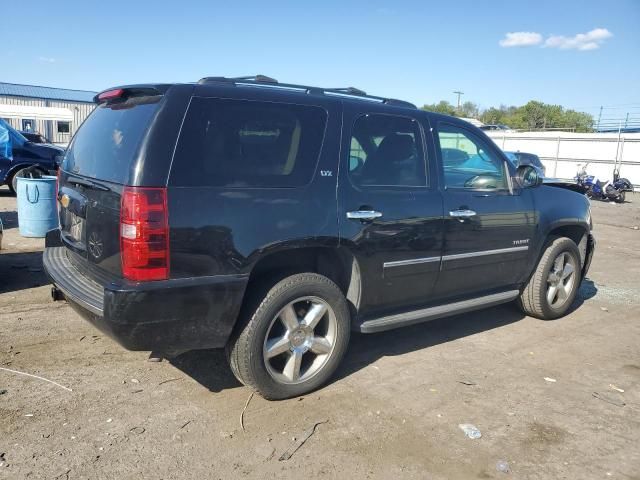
43, 244, 248, 352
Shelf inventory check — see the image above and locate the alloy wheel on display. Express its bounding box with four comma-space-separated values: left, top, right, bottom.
546, 252, 576, 309
263, 296, 337, 385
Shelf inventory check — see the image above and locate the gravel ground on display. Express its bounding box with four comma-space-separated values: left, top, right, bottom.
1, 186, 639, 480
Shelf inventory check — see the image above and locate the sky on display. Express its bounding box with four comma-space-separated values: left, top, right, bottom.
2, 0, 639, 120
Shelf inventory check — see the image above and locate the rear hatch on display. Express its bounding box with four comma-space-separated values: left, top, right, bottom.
58, 89, 164, 280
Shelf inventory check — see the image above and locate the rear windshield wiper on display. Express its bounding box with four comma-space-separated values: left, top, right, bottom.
67, 176, 110, 192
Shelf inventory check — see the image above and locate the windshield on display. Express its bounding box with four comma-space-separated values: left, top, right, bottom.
62, 96, 161, 184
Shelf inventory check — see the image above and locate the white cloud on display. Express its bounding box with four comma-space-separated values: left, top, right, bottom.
499, 31, 543, 47
544, 28, 613, 50
38, 56, 56, 63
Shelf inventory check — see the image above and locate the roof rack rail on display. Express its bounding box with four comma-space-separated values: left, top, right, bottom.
197, 74, 279, 85
196, 75, 417, 109
325, 87, 367, 96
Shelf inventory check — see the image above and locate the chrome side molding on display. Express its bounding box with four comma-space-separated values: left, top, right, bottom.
383, 256, 440, 268
442, 246, 528, 261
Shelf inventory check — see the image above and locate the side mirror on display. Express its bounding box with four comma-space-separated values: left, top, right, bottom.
516, 164, 543, 188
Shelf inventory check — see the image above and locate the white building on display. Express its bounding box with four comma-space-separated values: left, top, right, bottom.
0, 82, 96, 145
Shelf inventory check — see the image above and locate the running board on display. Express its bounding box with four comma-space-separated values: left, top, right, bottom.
358, 290, 520, 333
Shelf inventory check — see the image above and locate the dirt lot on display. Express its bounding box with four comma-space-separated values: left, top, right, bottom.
0, 186, 639, 480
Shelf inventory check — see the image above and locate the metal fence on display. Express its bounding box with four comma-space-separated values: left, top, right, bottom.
487, 131, 640, 190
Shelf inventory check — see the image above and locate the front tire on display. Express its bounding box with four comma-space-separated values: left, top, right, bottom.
227, 273, 351, 400
518, 237, 581, 320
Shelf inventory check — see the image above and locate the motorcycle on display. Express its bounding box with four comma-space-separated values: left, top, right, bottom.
575, 164, 633, 203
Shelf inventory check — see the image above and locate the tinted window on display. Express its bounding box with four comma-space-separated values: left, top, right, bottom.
63, 96, 161, 184
438, 123, 507, 190
171, 98, 327, 188
348, 114, 426, 187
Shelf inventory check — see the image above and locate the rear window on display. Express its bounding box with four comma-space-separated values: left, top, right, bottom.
170, 97, 327, 187
63, 96, 161, 184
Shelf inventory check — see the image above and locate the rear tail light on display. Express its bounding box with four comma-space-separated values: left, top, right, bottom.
120, 187, 169, 281
97, 88, 124, 102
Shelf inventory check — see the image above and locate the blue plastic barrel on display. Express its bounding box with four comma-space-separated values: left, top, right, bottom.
16, 176, 58, 237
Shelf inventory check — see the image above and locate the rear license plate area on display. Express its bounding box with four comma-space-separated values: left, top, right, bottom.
62, 209, 85, 244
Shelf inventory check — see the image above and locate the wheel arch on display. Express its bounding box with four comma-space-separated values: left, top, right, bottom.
244, 246, 362, 316
541, 222, 590, 270
6, 162, 49, 180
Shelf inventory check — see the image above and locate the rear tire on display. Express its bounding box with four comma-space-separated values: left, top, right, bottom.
8, 168, 28, 195
227, 273, 351, 400
615, 191, 626, 203
7, 167, 46, 195
518, 237, 581, 320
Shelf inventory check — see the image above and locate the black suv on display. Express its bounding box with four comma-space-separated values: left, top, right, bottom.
43, 76, 595, 399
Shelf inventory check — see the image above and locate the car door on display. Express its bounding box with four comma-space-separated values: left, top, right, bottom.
434, 121, 537, 300
338, 105, 444, 316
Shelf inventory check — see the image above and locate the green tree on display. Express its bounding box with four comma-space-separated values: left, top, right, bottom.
514, 101, 593, 132
460, 101, 479, 118
422, 98, 593, 132
558, 109, 594, 132
480, 106, 508, 125
421, 101, 457, 116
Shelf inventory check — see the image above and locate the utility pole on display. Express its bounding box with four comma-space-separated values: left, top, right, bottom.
453, 91, 464, 111
596, 106, 603, 131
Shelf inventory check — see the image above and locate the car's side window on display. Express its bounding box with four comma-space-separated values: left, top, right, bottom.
348, 114, 427, 187
437, 123, 508, 190
171, 97, 327, 188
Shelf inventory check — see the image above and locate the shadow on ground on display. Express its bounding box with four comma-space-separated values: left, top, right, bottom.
577, 277, 598, 302
170, 303, 527, 394
0, 210, 18, 227
0, 187, 15, 198
0, 250, 48, 294
170, 349, 242, 392
170, 278, 599, 394
336, 303, 525, 381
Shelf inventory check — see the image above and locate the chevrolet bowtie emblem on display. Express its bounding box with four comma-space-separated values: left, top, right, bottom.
60, 194, 70, 208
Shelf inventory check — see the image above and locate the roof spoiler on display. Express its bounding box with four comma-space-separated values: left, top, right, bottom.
93, 86, 164, 104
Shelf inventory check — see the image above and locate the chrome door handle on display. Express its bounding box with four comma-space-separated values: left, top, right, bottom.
449, 209, 477, 218
346, 210, 383, 220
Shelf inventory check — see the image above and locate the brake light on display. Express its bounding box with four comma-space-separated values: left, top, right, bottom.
97, 88, 124, 102
120, 187, 169, 281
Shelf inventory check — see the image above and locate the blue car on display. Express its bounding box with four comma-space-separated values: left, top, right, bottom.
504, 151, 547, 176
0, 118, 65, 194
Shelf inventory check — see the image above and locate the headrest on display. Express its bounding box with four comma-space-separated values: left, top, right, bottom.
376, 133, 415, 162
